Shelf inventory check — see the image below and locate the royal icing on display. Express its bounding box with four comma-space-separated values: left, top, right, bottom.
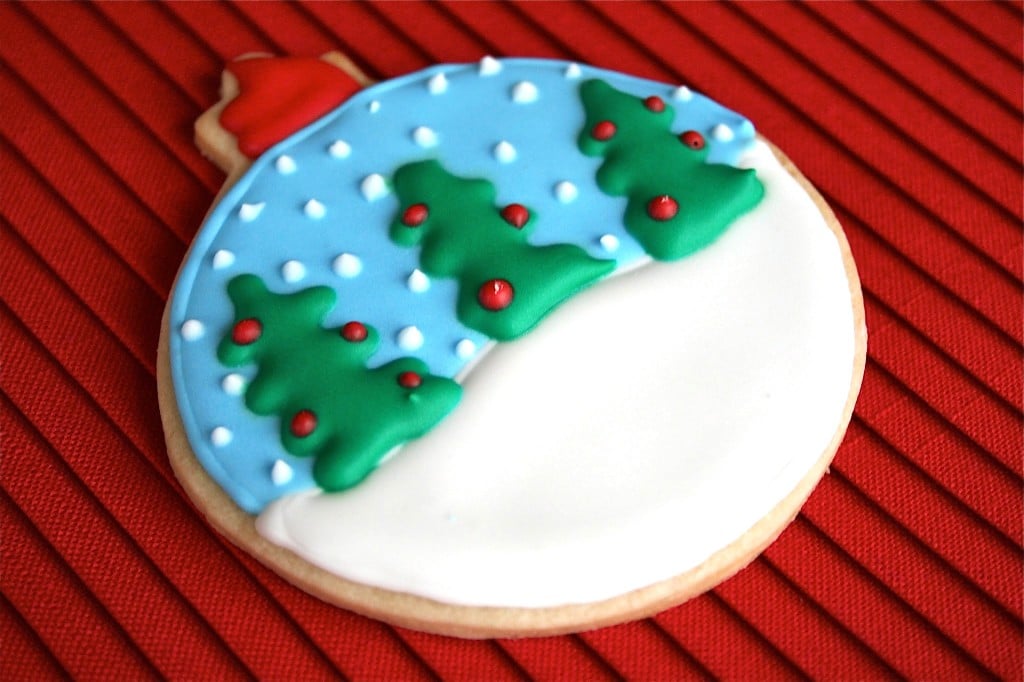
169, 58, 856, 608
170, 58, 758, 512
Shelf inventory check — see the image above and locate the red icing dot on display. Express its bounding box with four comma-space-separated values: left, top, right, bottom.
402, 203, 429, 227
644, 96, 666, 112
290, 409, 317, 438
340, 321, 368, 342
477, 279, 514, 311
232, 318, 262, 345
647, 195, 679, 221
397, 371, 422, 389
500, 203, 530, 229
679, 130, 705, 150
590, 120, 617, 141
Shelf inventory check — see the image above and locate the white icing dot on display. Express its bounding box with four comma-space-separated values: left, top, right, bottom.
210, 426, 233, 447
361, 173, 389, 201
212, 249, 235, 269
281, 260, 306, 283
427, 72, 448, 95
222, 373, 245, 396
304, 199, 326, 219
407, 269, 430, 293
412, 126, 439, 148
478, 56, 502, 76
554, 180, 578, 203
599, 234, 620, 252
737, 119, 755, 137
511, 81, 539, 103
565, 63, 582, 79
333, 253, 362, 278
397, 326, 424, 351
271, 459, 294, 486
672, 85, 694, 101
275, 155, 297, 174
493, 140, 517, 163
180, 319, 204, 341
328, 140, 351, 158
238, 202, 265, 222
712, 123, 735, 143
454, 338, 476, 359
368, 100, 381, 113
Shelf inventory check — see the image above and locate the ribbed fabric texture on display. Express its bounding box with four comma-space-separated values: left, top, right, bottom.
2, 2, 1021, 679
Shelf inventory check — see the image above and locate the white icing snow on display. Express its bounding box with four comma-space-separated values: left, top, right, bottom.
257, 142, 857, 608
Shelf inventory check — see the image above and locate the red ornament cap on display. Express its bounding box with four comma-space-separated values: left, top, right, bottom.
402, 203, 429, 227
647, 195, 679, 221
397, 371, 423, 389
340, 321, 368, 342
290, 409, 318, 438
679, 130, 705, 150
220, 56, 362, 159
500, 203, 530, 229
591, 120, 617, 141
232, 318, 263, 345
644, 96, 666, 113
477, 279, 515, 311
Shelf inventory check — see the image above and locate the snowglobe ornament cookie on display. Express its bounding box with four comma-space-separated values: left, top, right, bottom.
158, 53, 865, 637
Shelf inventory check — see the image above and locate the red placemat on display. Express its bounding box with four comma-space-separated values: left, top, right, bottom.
2, 1, 1021, 678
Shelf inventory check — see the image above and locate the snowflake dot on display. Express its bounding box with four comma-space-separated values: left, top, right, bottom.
275, 155, 297, 174
210, 426, 233, 447
328, 140, 351, 158
271, 460, 294, 486
212, 249, 235, 269
361, 174, 388, 202
407, 269, 430, 293
455, 338, 476, 359
222, 373, 245, 396
180, 319, 204, 341
304, 199, 326, 219
478, 56, 502, 76
412, 126, 439, 148
281, 260, 306, 283
554, 181, 578, 204
333, 253, 362, 278
238, 202, 265, 222
397, 326, 424, 351
599, 234, 620, 252
493, 140, 517, 163
511, 81, 539, 103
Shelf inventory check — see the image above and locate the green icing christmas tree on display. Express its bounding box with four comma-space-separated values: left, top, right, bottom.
389, 160, 615, 341
577, 79, 764, 261
218, 274, 462, 492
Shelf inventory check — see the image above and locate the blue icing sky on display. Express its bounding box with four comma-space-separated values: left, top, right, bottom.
169, 58, 758, 512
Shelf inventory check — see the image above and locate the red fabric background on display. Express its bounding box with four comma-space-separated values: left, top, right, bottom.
2, 1, 1021, 679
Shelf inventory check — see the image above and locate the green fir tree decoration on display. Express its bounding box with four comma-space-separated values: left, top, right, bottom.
389, 160, 615, 341
577, 79, 764, 261
218, 274, 462, 491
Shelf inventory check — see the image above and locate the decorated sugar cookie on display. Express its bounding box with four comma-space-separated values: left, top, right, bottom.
158, 53, 865, 637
